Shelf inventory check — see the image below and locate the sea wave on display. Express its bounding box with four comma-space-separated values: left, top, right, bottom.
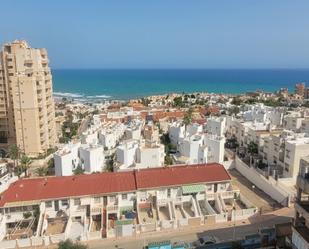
86, 95, 111, 99
53, 92, 84, 98
54, 92, 112, 99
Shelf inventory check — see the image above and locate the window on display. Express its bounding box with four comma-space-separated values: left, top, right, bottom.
206, 184, 212, 191
167, 189, 171, 198
220, 184, 226, 190
94, 197, 101, 204
122, 194, 127, 200
46, 201, 52, 208
74, 198, 81, 206
61, 199, 69, 206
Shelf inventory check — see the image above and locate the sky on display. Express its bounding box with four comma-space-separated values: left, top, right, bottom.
0, 0, 308, 69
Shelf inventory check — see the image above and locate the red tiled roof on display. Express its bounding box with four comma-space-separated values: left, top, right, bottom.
135, 163, 230, 189
0, 171, 136, 207
0, 163, 230, 207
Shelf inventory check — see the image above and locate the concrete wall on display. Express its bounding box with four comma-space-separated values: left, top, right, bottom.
235, 156, 291, 206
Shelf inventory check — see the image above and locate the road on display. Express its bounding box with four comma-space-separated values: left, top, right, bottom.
78, 116, 90, 136
86, 207, 293, 249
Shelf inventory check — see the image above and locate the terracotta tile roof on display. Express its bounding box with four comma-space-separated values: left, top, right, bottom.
0, 171, 137, 207
0, 163, 230, 207
135, 163, 231, 189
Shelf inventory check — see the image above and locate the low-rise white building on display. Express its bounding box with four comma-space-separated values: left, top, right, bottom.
206, 116, 226, 137
116, 140, 139, 169
204, 134, 225, 164
54, 142, 105, 176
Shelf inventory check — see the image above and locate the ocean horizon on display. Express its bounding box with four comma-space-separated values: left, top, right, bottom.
52, 69, 309, 100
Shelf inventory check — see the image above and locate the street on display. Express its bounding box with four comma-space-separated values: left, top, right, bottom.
86, 207, 293, 249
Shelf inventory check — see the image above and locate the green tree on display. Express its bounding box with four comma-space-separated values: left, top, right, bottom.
173, 96, 184, 107
164, 155, 173, 165
58, 239, 87, 249
247, 142, 258, 155
20, 155, 32, 177
7, 144, 21, 168
35, 166, 48, 176
183, 108, 193, 126
73, 165, 85, 175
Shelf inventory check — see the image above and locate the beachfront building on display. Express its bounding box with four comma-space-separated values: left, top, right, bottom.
0, 40, 56, 156
292, 156, 309, 249
54, 143, 105, 176
0, 163, 257, 247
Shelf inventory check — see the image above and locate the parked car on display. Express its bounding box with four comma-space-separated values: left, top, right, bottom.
193, 235, 219, 247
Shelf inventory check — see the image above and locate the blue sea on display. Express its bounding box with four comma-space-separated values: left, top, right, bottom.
52, 69, 309, 100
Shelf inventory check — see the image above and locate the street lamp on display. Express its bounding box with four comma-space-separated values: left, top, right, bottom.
233, 197, 236, 241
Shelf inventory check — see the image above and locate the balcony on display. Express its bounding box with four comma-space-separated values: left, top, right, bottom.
292, 225, 309, 247
295, 201, 309, 222
297, 174, 309, 194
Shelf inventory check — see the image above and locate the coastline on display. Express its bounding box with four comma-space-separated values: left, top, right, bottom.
52, 68, 309, 101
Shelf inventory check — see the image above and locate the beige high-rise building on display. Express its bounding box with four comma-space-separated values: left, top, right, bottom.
0, 40, 56, 156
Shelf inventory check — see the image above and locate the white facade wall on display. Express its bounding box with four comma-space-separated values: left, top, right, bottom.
79, 145, 105, 173
116, 140, 139, 167
99, 132, 117, 149
54, 143, 81, 176
206, 117, 226, 137
204, 135, 225, 163
169, 122, 185, 145
136, 145, 165, 169
179, 135, 204, 164
186, 123, 203, 137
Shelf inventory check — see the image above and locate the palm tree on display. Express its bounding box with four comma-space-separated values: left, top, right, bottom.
7, 144, 21, 168
35, 166, 48, 176
20, 155, 32, 177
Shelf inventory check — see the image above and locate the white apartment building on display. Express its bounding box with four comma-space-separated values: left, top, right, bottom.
116, 140, 165, 171
300, 118, 309, 134
135, 141, 165, 169
242, 103, 284, 126
263, 131, 309, 180
204, 134, 225, 164
186, 123, 203, 137
125, 121, 142, 140
143, 123, 160, 143
283, 112, 305, 132
169, 122, 186, 146
116, 140, 139, 169
206, 116, 226, 137
292, 156, 309, 249
98, 122, 126, 150
178, 135, 208, 164
54, 143, 105, 176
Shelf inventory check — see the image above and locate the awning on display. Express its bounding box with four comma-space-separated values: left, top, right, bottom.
181, 184, 205, 194
115, 219, 134, 226
148, 241, 172, 249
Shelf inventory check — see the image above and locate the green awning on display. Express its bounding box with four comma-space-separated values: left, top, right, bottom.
115, 219, 133, 226
181, 184, 205, 194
